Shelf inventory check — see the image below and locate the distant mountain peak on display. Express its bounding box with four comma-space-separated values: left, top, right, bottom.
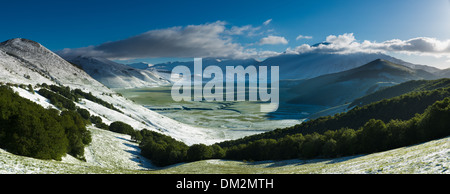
360, 58, 411, 71
2, 38, 39, 44
373, 58, 384, 62
63, 55, 169, 89
0, 38, 44, 50
126, 62, 153, 69
0, 38, 109, 92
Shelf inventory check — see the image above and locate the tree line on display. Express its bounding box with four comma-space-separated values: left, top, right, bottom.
101, 120, 225, 167
38, 83, 123, 113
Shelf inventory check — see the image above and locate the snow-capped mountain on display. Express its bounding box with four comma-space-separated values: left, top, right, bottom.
61, 56, 170, 89
147, 57, 260, 83
0, 38, 106, 90
0, 38, 225, 145
150, 57, 259, 72
127, 62, 153, 69
148, 53, 438, 82
149, 57, 259, 79
259, 52, 440, 80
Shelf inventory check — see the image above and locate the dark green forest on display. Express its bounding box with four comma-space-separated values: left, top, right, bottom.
0, 85, 91, 160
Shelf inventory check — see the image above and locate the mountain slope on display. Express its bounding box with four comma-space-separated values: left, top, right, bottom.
149, 57, 260, 82
349, 78, 450, 108
259, 52, 439, 80
434, 68, 450, 79
287, 59, 436, 107
0, 38, 106, 90
145, 53, 437, 84
150, 57, 259, 72
63, 56, 170, 89
0, 38, 226, 145
127, 62, 153, 69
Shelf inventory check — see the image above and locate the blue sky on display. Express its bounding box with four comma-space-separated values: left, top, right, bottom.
1, 0, 450, 68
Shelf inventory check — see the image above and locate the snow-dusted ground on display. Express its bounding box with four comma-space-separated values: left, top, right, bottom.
83, 126, 155, 170
11, 86, 57, 110
157, 136, 450, 174
62, 56, 170, 89
1, 126, 448, 174
0, 126, 156, 174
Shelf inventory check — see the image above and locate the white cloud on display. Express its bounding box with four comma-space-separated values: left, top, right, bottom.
325, 33, 356, 46
288, 33, 450, 59
225, 25, 262, 36
295, 35, 313, 40
227, 25, 254, 35
259, 35, 288, 45
263, 19, 272, 26
365, 37, 450, 55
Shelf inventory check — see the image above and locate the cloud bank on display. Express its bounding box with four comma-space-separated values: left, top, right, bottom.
287, 33, 450, 59
57, 21, 282, 60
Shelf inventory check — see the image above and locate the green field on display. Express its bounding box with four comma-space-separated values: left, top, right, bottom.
114, 86, 325, 133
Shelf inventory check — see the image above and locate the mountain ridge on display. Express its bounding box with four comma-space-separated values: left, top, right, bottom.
148, 52, 440, 82
287, 58, 436, 107
61, 55, 170, 89
258, 52, 440, 80
0, 38, 107, 91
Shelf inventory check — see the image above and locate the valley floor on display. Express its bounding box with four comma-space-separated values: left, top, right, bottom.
0, 126, 449, 174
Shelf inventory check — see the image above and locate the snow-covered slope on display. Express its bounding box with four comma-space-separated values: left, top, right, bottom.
0, 38, 106, 91
0, 38, 226, 145
0, 126, 156, 173
62, 56, 170, 89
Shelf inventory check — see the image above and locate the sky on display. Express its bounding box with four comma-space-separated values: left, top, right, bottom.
1, 0, 450, 68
